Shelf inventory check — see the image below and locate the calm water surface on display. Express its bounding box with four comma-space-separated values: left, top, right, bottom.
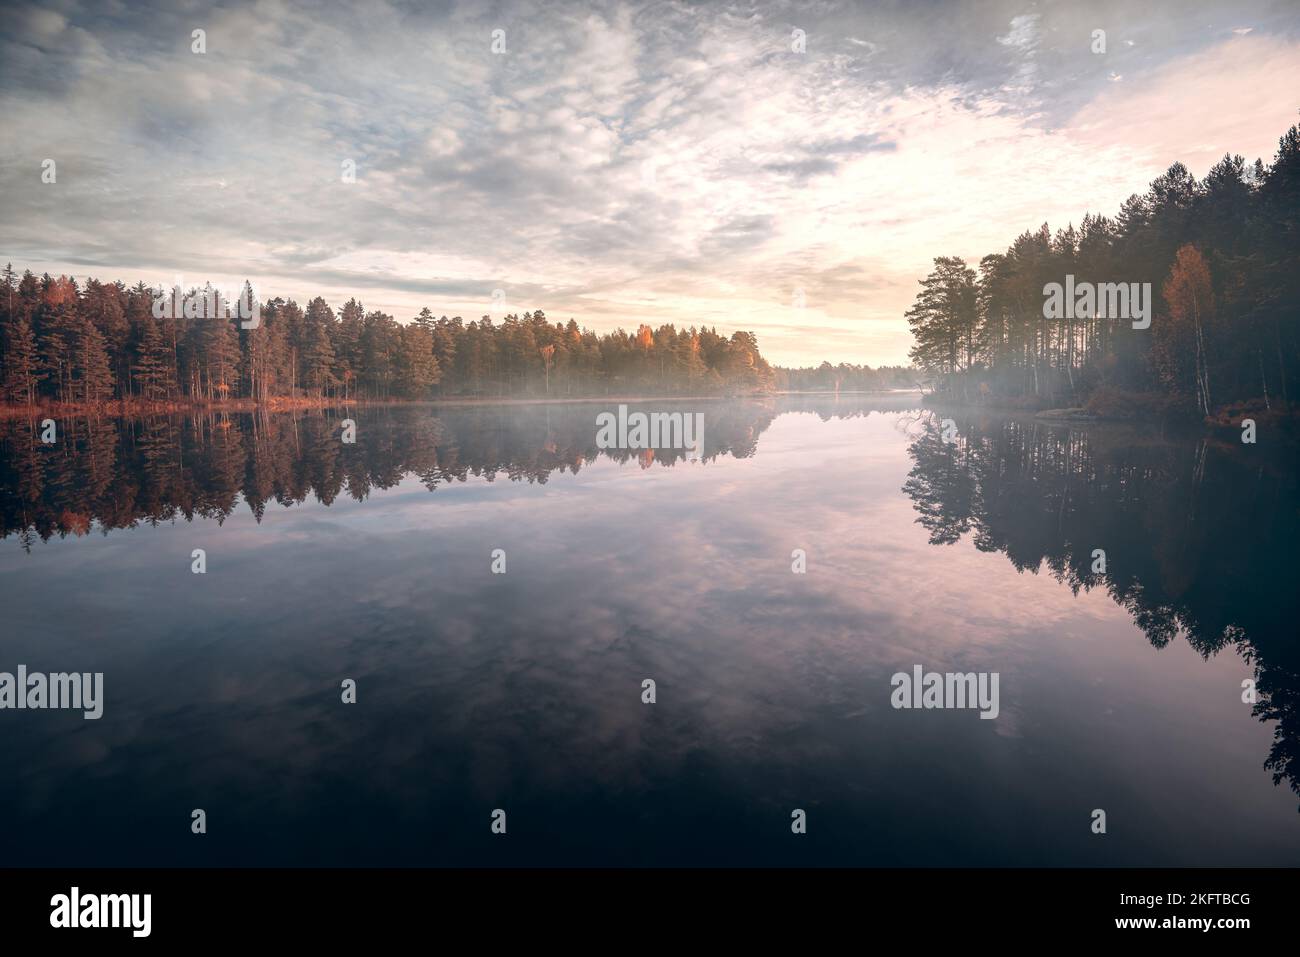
1, 396, 1297, 865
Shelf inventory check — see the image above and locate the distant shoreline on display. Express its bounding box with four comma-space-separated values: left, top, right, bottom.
774, 389, 922, 396
0, 393, 778, 420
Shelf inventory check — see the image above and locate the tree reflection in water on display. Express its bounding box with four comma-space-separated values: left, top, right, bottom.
902, 410, 1300, 810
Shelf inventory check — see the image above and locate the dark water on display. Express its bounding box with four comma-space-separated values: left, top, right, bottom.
1, 396, 1297, 866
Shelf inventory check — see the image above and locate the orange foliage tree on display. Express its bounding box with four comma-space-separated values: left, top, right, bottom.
1156, 244, 1215, 415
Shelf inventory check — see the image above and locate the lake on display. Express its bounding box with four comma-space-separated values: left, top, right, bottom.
1, 395, 1297, 866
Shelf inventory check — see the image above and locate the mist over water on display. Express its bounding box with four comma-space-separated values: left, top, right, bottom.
1, 396, 1296, 865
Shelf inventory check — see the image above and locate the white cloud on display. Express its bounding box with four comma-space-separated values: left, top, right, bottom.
997, 14, 1040, 50
1, 1, 1297, 368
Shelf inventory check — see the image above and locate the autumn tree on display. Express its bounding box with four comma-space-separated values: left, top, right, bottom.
539, 343, 556, 394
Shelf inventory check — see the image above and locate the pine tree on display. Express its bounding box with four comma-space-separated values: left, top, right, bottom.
134, 317, 177, 400
72, 317, 116, 404
396, 324, 441, 398
906, 257, 978, 385
303, 321, 337, 396
1, 314, 40, 404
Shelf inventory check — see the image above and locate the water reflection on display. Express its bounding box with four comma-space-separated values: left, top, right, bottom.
902, 411, 1300, 810
0, 395, 1296, 865
0, 395, 930, 545
1, 401, 794, 545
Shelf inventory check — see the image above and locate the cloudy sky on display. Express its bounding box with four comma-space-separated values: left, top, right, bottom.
2, 0, 1298, 366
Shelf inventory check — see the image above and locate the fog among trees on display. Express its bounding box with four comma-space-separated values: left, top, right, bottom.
905, 121, 1300, 418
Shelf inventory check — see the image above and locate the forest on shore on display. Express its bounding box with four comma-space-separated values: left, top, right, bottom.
0, 265, 916, 412
774, 362, 916, 392
0, 271, 793, 409
905, 121, 1300, 423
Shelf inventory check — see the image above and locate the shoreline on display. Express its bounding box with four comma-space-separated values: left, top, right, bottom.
0, 392, 791, 420
920, 392, 1300, 437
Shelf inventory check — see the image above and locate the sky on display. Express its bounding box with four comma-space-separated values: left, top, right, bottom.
2, 0, 1298, 367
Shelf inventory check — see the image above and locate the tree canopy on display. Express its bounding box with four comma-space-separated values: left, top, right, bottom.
0, 274, 780, 404
905, 121, 1300, 415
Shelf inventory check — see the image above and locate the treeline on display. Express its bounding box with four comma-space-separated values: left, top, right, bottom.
775, 362, 917, 392
0, 271, 779, 406
906, 121, 1300, 416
